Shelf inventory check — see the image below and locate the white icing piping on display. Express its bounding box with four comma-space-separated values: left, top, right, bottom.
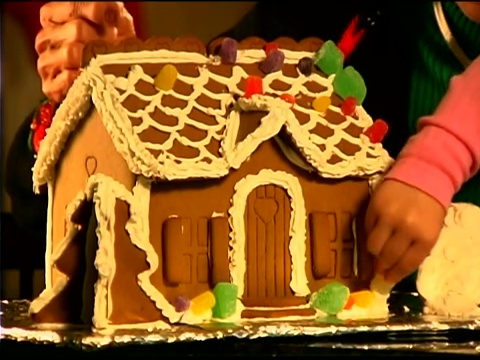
32, 47, 393, 191
29, 182, 101, 318
91, 174, 173, 329
29, 277, 69, 316
222, 96, 292, 169
29, 174, 172, 330
32, 71, 93, 193
91, 177, 117, 329
228, 169, 310, 298
127, 176, 181, 323
246, 304, 311, 311
45, 182, 54, 289
273, 136, 316, 173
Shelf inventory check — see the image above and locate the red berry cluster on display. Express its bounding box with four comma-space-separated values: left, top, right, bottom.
30, 100, 57, 153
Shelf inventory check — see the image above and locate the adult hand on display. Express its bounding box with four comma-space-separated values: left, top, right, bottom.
365, 179, 446, 284
35, 2, 136, 103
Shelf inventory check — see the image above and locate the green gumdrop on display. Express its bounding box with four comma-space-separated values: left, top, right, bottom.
333, 66, 367, 104
314, 40, 344, 75
310, 281, 350, 315
212, 282, 238, 319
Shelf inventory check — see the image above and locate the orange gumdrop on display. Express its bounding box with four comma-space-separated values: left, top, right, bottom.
349, 290, 375, 308
154, 64, 178, 91
312, 96, 331, 113
190, 290, 216, 315
343, 295, 355, 310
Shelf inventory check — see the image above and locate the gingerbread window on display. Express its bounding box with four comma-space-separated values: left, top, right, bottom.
309, 211, 355, 280
162, 217, 210, 286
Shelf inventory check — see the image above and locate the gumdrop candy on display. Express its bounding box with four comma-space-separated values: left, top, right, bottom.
314, 40, 344, 76
173, 295, 190, 312
212, 282, 238, 319
349, 290, 376, 308
312, 96, 331, 113
259, 49, 285, 74
343, 295, 356, 310
264, 42, 279, 56
38, 101, 56, 126
364, 119, 389, 143
280, 93, 296, 106
332, 66, 367, 104
310, 281, 350, 315
32, 125, 48, 153
297, 57, 314, 76
154, 64, 178, 91
190, 291, 216, 316
341, 96, 357, 117
219, 37, 238, 64
244, 75, 264, 98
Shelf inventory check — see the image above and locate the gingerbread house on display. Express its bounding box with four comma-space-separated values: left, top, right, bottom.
29, 37, 393, 331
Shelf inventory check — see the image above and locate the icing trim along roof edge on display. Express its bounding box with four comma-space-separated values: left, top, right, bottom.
32, 37, 393, 193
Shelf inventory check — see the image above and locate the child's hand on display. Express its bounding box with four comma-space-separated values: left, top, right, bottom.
365, 179, 446, 284
35, 2, 136, 103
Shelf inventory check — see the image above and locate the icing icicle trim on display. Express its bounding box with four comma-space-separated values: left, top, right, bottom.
32, 45, 391, 191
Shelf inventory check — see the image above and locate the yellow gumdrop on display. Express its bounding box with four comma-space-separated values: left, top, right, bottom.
190, 291, 216, 315
154, 64, 178, 91
312, 96, 331, 113
349, 290, 376, 308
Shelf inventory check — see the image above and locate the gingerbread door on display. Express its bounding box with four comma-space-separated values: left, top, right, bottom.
242, 184, 305, 307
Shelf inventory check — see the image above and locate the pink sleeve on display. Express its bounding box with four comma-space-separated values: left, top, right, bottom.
384, 56, 480, 209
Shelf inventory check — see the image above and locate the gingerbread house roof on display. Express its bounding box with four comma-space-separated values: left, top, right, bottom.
32, 36, 392, 192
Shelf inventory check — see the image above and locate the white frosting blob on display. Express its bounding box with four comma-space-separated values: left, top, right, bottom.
417, 202, 480, 317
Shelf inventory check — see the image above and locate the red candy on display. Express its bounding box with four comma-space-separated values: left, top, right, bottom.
364, 119, 389, 143
264, 42, 279, 56
341, 96, 357, 116
280, 93, 296, 106
33, 125, 48, 153
244, 76, 264, 98
30, 100, 57, 153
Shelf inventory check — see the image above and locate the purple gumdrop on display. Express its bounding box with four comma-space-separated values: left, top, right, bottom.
219, 38, 238, 64
174, 295, 190, 312
297, 57, 314, 76
259, 49, 285, 74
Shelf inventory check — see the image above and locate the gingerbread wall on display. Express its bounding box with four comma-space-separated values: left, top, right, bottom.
2, 2, 256, 300
50, 109, 135, 285
105, 137, 373, 321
